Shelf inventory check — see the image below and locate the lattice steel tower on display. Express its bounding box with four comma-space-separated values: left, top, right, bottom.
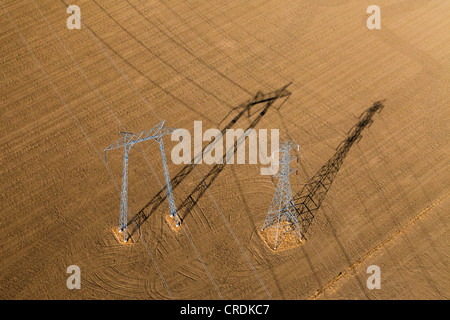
261, 140, 302, 250
105, 121, 180, 242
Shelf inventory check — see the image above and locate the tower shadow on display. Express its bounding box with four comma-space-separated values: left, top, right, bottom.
293, 101, 385, 238
128, 83, 292, 236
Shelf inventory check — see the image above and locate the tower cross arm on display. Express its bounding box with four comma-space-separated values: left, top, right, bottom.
103, 119, 181, 241
104, 121, 180, 153
158, 126, 178, 138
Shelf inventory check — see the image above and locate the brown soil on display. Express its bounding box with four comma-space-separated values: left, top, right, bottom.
0, 0, 448, 299
259, 224, 306, 252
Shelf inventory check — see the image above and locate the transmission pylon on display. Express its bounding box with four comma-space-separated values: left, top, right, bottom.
104, 120, 181, 242
261, 140, 302, 250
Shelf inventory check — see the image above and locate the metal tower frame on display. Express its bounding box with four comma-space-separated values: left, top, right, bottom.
261, 140, 302, 250
104, 120, 180, 242
126, 84, 293, 237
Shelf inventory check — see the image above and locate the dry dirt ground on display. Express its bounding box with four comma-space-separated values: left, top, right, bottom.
0, 0, 448, 299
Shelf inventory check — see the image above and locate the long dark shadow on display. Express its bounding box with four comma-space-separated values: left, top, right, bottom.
293, 101, 385, 238
128, 83, 292, 236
